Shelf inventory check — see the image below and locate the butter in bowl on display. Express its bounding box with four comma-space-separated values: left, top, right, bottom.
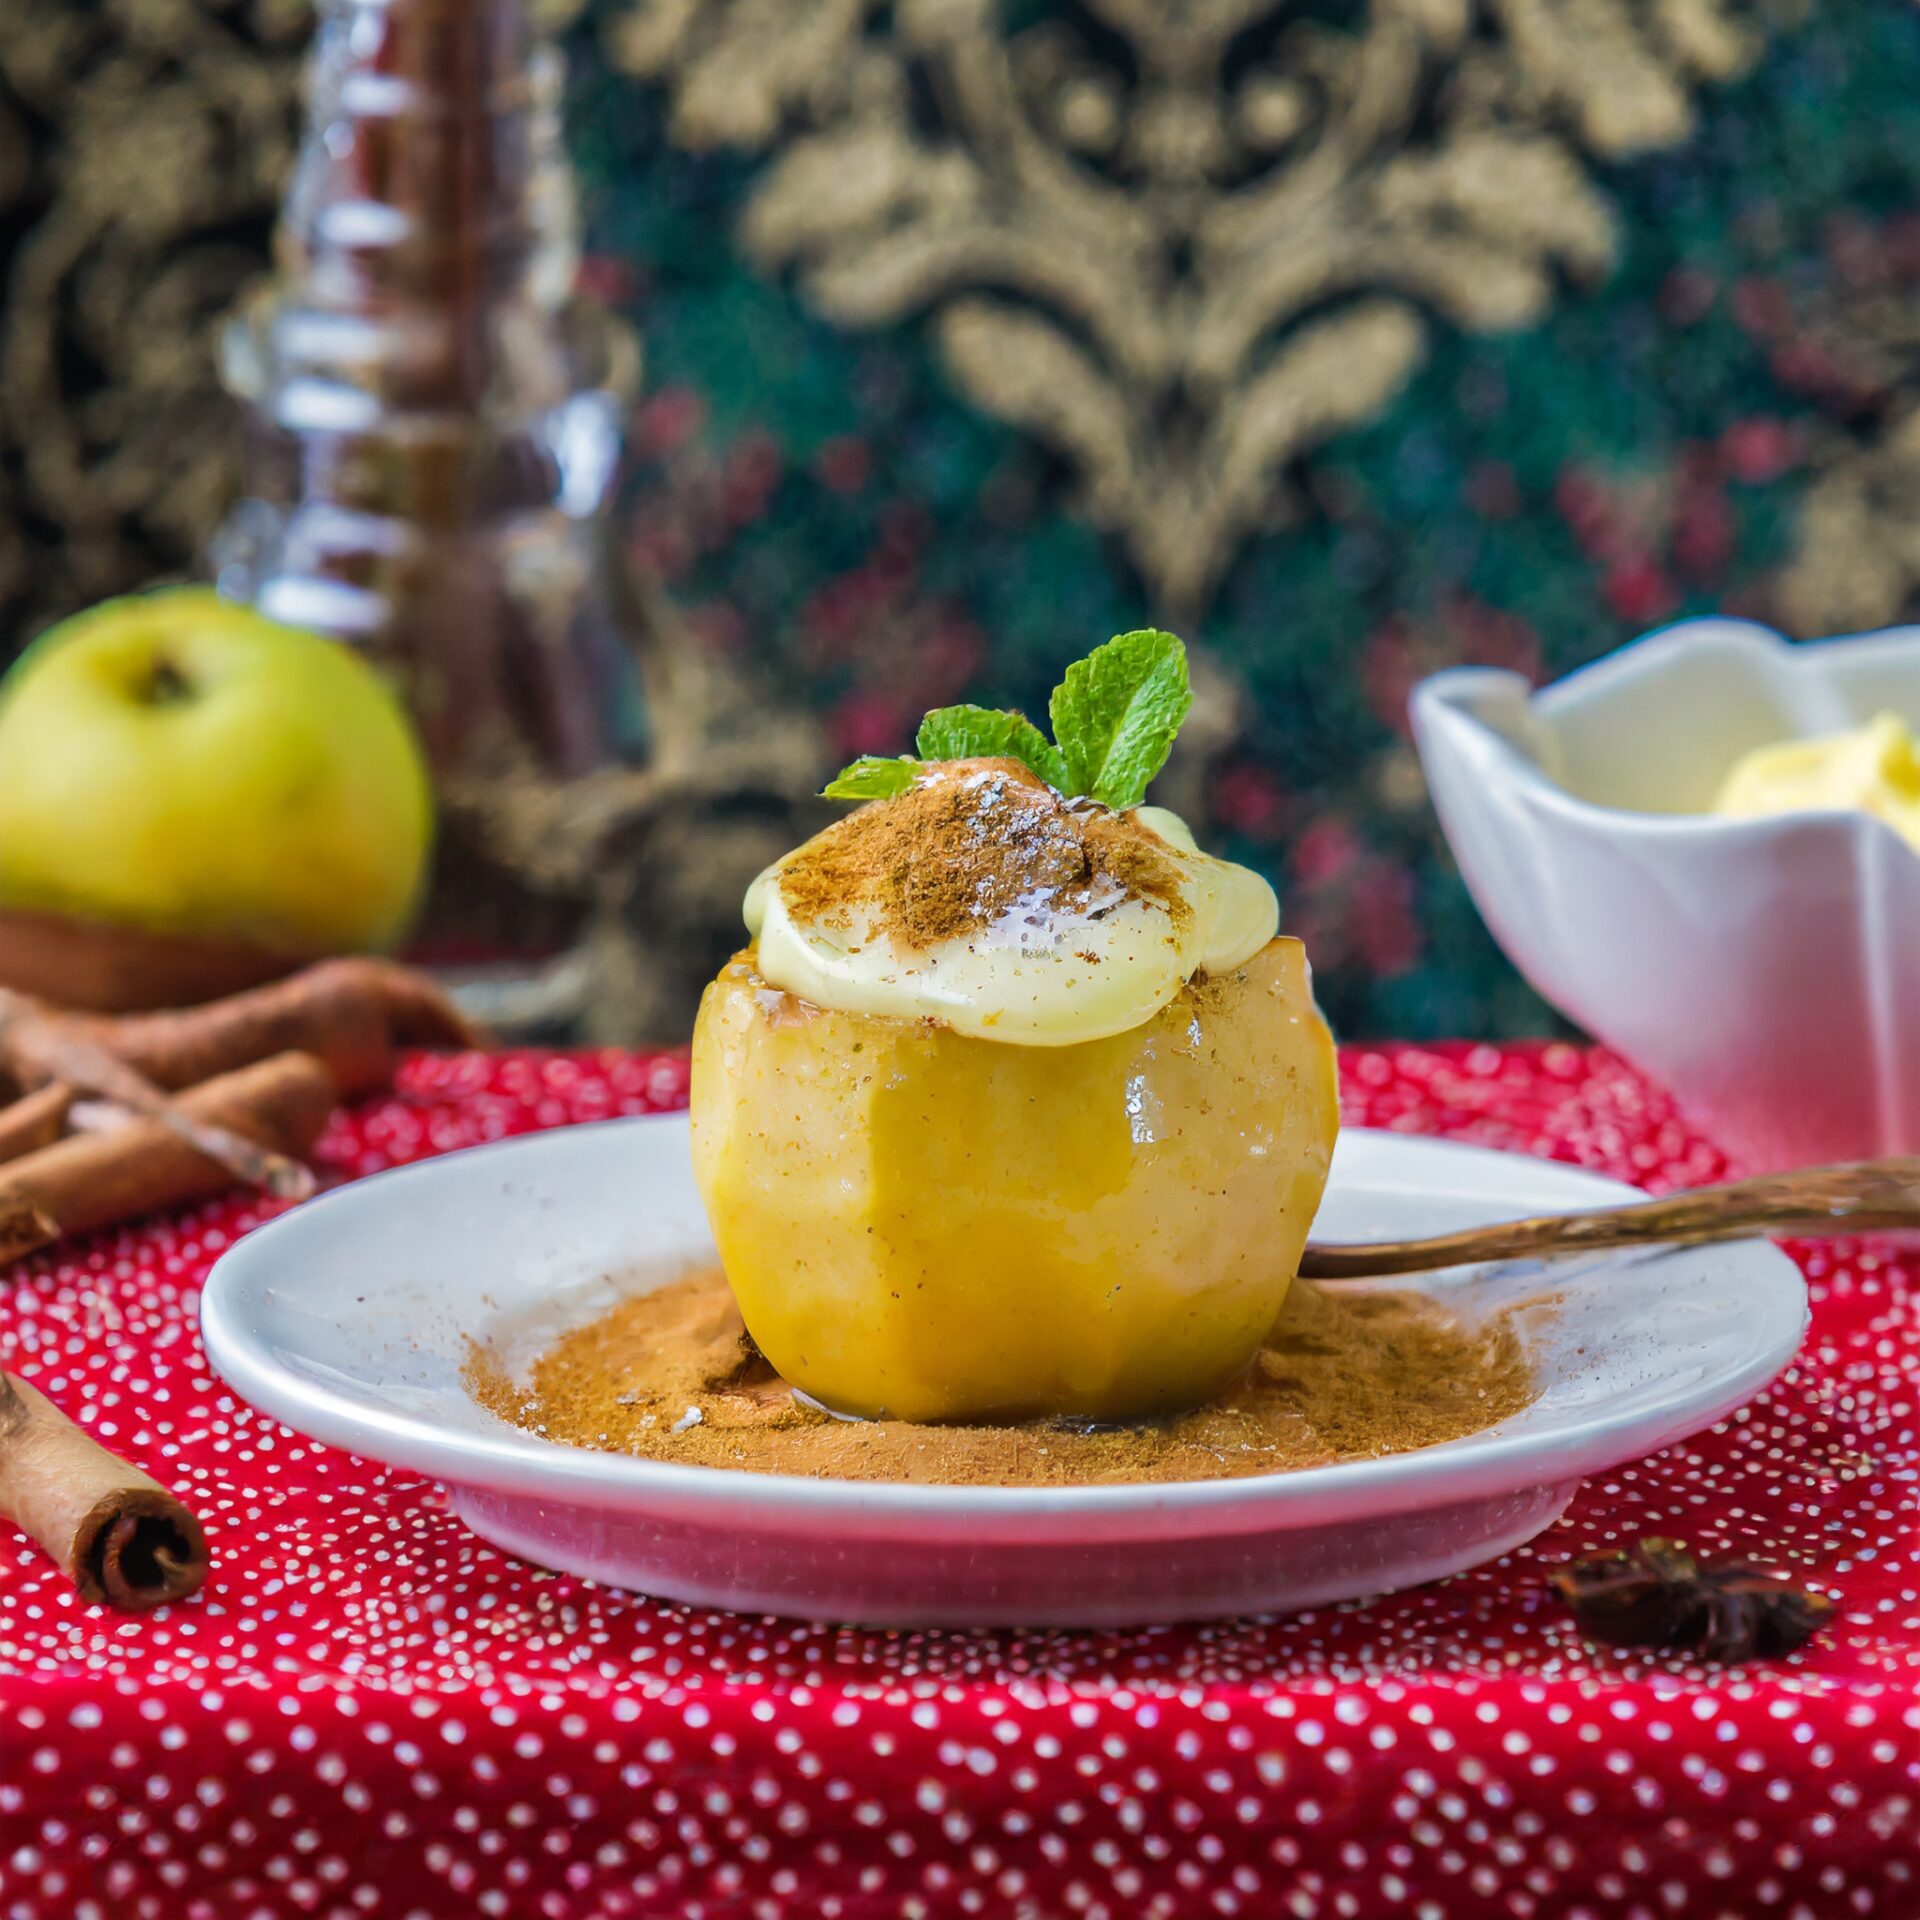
1413, 617, 1920, 1172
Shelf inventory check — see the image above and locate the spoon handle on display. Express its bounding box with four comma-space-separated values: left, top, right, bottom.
1299, 1156, 1920, 1280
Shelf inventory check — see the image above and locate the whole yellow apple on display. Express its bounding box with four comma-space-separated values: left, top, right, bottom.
692, 939, 1338, 1423
0, 588, 433, 954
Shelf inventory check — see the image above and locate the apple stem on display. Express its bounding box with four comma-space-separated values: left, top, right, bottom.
140, 658, 192, 706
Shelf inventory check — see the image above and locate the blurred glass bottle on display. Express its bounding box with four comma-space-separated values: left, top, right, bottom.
215, 0, 644, 972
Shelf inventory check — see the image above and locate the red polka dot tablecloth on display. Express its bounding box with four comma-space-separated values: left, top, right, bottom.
1, 1045, 1915, 1920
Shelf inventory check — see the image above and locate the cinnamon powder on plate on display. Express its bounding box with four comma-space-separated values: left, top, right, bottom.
775, 758, 1190, 951
465, 1270, 1538, 1488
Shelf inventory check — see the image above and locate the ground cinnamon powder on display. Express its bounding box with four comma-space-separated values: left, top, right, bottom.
466, 1270, 1538, 1487
777, 757, 1190, 951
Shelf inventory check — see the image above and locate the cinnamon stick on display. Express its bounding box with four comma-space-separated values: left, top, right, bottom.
0, 1052, 338, 1263
29, 958, 476, 1096
0, 1082, 72, 1166
0, 992, 315, 1201
0, 1370, 209, 1608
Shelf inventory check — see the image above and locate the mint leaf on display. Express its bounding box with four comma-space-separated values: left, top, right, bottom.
824, 632, 1194, 809
915, 705, 1071, 789
1048, 629, 1192, 809
822, 755, 922, 801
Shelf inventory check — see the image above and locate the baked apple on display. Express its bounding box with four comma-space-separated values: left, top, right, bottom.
688, 631, 1339, 1424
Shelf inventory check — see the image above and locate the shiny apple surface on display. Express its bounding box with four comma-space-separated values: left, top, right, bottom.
689, 938, 1338, 1423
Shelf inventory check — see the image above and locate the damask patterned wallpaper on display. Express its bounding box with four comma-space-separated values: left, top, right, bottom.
4, 0, 1920, 1037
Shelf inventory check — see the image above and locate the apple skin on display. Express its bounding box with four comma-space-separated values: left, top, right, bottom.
0, 588, 434, 955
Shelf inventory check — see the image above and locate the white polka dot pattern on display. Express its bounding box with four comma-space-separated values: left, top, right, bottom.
0, 1043, 1914, 1918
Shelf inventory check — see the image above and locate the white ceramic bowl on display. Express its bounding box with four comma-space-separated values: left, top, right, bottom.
1414, 618, 1920, 1172
201, 1112, 1805, 1627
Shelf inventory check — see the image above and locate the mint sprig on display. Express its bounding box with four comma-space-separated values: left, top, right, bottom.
822, 630, 1192, 811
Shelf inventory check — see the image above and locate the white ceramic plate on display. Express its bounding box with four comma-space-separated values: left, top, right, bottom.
201, 1115, 1807, 1627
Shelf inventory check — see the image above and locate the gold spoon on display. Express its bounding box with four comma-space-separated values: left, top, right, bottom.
1299, 1156, 1920, 1281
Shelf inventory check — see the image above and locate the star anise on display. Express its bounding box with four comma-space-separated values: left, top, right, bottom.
1550, 1539, 1835, 1663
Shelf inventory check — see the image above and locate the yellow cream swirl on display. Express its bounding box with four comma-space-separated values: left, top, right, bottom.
1713, 711, 1920, 850
743, 763, 1278, 1045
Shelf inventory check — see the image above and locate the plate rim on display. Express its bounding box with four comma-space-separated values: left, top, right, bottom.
200, 1113, 1810, 1533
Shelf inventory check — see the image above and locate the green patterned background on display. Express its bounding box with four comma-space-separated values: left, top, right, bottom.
5, 0, 1920, 1038
571, 0, 1920, 1036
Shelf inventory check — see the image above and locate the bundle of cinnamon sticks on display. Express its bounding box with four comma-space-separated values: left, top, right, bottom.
0, 958, 474, 1609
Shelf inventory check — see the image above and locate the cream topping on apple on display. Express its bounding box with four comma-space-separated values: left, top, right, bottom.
741, 759, 1278, 1044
